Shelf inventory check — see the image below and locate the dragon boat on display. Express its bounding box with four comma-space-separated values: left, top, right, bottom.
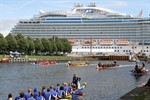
66, 61, 89, 67
96, 63, 119, 70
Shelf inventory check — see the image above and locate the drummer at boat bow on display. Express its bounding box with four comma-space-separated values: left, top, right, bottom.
98, 62, 102, 67
114, 60, 117, 66
72, 73, 81, 89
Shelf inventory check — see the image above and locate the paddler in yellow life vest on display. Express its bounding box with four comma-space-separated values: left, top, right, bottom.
140, 62, 146, 73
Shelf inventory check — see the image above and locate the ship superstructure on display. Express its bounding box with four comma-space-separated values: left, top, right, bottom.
11, 3, 150, 56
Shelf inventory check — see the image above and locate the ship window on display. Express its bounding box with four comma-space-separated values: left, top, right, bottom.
123, 50, 125, 52
126, 50, 128, 52
117, 50, 119, 52
147, 50, 148, 52
114, 50, 116, 52
112, 47, 113, 49
98, 47, 100, 49
82, 47, 84, 49
147, 47, 148, 49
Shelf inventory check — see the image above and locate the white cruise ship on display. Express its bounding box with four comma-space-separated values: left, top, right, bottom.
11, 3, 150, 56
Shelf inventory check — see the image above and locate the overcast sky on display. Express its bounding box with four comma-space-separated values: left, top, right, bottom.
0, 0, 150, 36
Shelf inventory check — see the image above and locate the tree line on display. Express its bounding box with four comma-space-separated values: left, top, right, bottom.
0, 33, 72, 55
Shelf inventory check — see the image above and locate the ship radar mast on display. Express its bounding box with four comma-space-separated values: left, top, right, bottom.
87, 3, 96, 7
73, 3, 83, 8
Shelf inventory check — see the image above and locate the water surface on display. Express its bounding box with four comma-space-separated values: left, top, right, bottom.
0, 61, 150, 100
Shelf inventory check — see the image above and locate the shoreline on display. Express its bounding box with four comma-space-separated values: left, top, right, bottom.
119, 87, 150, 100
0, 55, 132, 63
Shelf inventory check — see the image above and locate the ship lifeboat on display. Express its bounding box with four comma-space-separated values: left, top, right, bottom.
99, 39, 113, 45
68, 39, 78, 45
82, 39, 97, 46
115, 39, 129, 45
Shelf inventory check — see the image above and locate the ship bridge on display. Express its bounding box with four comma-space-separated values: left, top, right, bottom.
72, 3, 131, 18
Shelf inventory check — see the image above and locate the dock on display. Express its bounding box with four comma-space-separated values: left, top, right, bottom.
86, 55, 129, 60
9, 58, 29, 62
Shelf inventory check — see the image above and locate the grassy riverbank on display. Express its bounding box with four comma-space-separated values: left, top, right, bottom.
0, 55, 3, 58
0, 54, 73, 59
134, 89, 150, 100
28, 55, 74, 60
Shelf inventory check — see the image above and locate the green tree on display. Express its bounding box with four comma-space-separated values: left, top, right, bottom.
26, 36, 35, 55
0, 33, 7, 53
34, 38, 44, 55
49, 38, 57, 54
60, 38, 72, 53
5, 33, 18, 52
15, 33, 24, 40
41, 38, 50, 54
63, 41, 72, 53
56, 39, 64, 52
15, 33, 28, 53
